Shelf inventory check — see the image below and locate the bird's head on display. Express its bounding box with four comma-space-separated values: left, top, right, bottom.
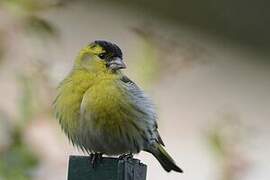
75, 40, 126, 73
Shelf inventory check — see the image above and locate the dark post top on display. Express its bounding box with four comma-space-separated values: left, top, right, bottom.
68, 156, 147, 180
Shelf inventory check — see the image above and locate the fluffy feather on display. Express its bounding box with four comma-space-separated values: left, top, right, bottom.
53, 41, 183, 173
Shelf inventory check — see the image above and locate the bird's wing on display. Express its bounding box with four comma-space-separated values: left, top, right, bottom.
120, 75, 165, 146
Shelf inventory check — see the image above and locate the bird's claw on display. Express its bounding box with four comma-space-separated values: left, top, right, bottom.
119, 153, 133, 161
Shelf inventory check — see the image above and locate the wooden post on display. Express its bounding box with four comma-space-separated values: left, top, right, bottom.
68, 156, 147, 180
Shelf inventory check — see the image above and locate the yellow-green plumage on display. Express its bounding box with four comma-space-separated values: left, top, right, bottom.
53, 40, 183, 173
54, 70, 92, 136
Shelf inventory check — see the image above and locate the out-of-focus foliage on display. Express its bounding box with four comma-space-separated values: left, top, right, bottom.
0, 77, 38, 180
207, 112, 250, 180
0, 33, 5, 62
0, 71, 48, 179
17, 74, 38, 125
0, 0, 60, 37
131, 27, 159, 86
131, 25, 209, 86
0, 0, 65, 179
0, 127, 39, 180
0, 112, 12, 152
24, 15, 58, 37
0, 0, 63, 64
1, 0, 64, 12
95, 0, 270, 53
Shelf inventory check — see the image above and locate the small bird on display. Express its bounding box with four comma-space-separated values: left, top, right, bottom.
53, 40, 183, 173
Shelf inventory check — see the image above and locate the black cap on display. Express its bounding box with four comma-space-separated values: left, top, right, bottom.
93, 40, 123, 59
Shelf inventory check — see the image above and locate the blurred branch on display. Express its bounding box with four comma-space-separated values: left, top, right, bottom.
24, 16, 59, 37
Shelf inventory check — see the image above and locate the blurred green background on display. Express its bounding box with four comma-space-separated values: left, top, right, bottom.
0, 0, 269, 180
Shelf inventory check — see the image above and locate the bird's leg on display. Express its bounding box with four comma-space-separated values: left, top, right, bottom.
88, 153, 95, 168
89, 153, 103, 168
97, 153, 103, 163
119, 153, 133, 161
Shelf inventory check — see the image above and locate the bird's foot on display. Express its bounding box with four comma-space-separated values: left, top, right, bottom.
119, 153, 133, 161
89, 153, 103, 168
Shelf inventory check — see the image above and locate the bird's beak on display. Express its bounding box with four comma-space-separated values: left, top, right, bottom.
108, 57, 126, 70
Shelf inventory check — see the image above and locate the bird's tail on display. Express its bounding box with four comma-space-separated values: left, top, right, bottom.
148, 143, 183, 173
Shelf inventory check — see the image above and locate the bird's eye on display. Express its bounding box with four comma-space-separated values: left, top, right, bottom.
98, 53, 106, 59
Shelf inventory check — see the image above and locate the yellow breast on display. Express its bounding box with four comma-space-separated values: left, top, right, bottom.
80, 72, 124, 126
54, 68, 122, 137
